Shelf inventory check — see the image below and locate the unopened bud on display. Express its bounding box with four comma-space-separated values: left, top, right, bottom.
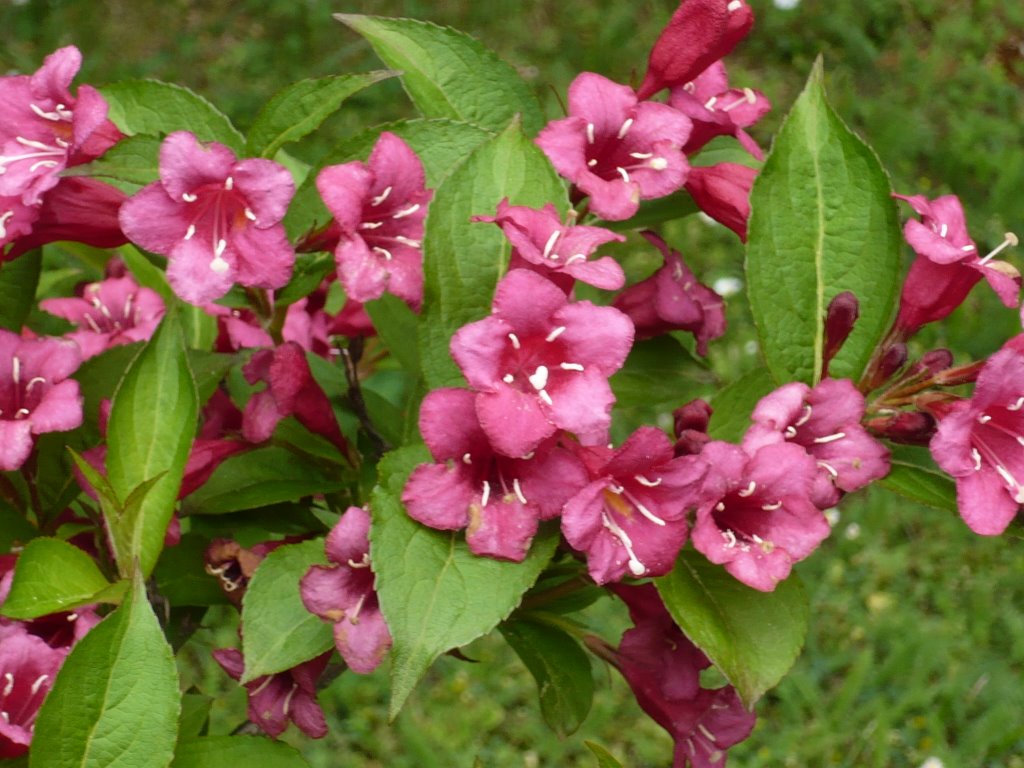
905, 348, 954, 380
865, 411, 936, 445
673, 399, 712, 437
823, 291, 859, 374
868, 343, 908, 389
935, 359, 985, 386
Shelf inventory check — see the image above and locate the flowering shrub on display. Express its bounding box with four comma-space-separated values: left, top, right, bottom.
0, 2, 1020, 766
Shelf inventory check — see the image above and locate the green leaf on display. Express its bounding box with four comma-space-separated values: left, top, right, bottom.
880, 445, 958, 513
62, 134, 161, 188
604, 191, 700, 232
707, 367, 777, 443
170, 736, 310, 768
0, 538, 112, 619
656, 550, 809, 707
420, 120, 567, 388
371, 446, 557, 719
106, 310, 199, 577
365, 293, 420, 376
247, 72, 396, 159
177, 693, 212, 740
745, 58, 901, 385
30, 573, 180, 768
337, 15, 544, 134
120, 244, 174, 303
99, 80, 245, 152
0, 501, 36, 550
0, 250, 41, 331
74, 343, 143, 430
241, 539, 333, 681
500, 619, 594, 737
584, 742, 625, 768
182, 446, 345, 515
274, 252, 335, 308
284, 118, 490, 243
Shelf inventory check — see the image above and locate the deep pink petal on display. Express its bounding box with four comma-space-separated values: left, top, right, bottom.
476, 386, 554, 458
159, 131, 237, 201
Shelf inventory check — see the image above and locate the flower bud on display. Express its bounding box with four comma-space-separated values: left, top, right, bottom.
822, 291, 859, 374
865, 411, 936, 445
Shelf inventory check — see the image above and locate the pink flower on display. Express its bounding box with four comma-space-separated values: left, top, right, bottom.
635, 0, 755, 101
607, 584, 756, 768
473, 199, 625, 291
0, 330, 82, 471
562, 427, 706, 583
536, 73, 692, 221
300, 507, 391, 673
213, 647, 329, 739
119, 131, 295, 305
0, 46, 121, 256
691, 441, 829, 591
683, 163, 757, 242
450, 269, 634, 457
668, 62, 770, 160
928, 335, 1024, 535
742, 379, 890, 508
0, 623, 68, 757
40, 275, 165, 360
402, 388, 588, 561
893, 193, 1020, 334
612, 232, 725, 355
316, 132, 432, 309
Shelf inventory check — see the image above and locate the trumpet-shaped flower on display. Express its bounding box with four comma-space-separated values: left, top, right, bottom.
536, 73, 692, 221
119, 131, 295, 305
450, 269, 634, 457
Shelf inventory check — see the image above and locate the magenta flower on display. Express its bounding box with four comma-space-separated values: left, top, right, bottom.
536, 73, 692, 221
742, 378, 890, 509
119, 131, 295, 305
668, 62, 770, 160
894, 193, 1020, 334
635, 0, 755, 101
0, 330, 83, 471
316, 132, 433, 309
562, 427, 706, 583
607, 584, 756, 768
402, 388, 588, 561
300, 507, 391, 673
213, 647, 329, 739
928, 335, 1024, 535
0, 623, 68, 758
683, 163, 757, 242
450, 269, 634, 457
691, 441, 829, 591
612, 232, 725, 355
40, 275, 165, 360
473, 199, 625, 291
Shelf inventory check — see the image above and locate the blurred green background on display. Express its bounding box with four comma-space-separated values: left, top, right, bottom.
5, 0, 1024, 765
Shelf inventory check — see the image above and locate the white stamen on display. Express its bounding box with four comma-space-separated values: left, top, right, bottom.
634, 475, 662, 488
184, 224, 196, 240
565, 254, 587, 265
462, 453, 473, 464
814, 432, 846, 444
697, 724, 717, 743
1009, 397, 1024, 411
545, 326, 566, 342
508, 332, 521, 349
978, 414, 992, 424
281, 684, 297, 717
360, 221, 384, 229
939, 223, 948, 238
502, 373, 515, 383
762, 501, 783, 511
961, 244, 975, 252
715, 502, 726, 512
347, 553, 371, 569
29, 159, 59, 172
2, 673, 13, 697
539, 389, 554, 406
512, 478, 528, 505
727, 0, 742, 10
249, 675, 274, 698
15, 136, 56, 151
616, 166, 630, 183
0, 712, 7, 723
30, 675, 48, 696
704, 96, 718, 110
11, 356, 20, 384
737, 481, 756, 497
649, 157, 668, 170
617, 118, 634, 139
210, 256, 230, 275
481, 480, 491, 508
629, 152, 653, 160
994, 463, 1024, 502
721, 529, 737, 549
84, 314, 103, 333
586, 123, 596, 144
601, 511, 646, 576
542, 230, 560, 259
372, 246, 393, 261
979, 232, 1019, 265
784, 426, 798, 439
224, 176, 234, 190
29, 103, 64, 121
371, 186, 392, 206
0, 211, 13, 239
25, 376, 46, 393
587, 158, 598, 167
818, 461, 839, 478
631, 496, 666, 526
14, 408, 29, 419
560, 362, 584, 372
243, 207, 257, 222
520, 452, 535, 460
795, 404, 813, 427
971, 448, 983, 471
394, 236, 422, 247
182, 192, 197, 202
528, 365, 549, 391
393, 203, 421, 219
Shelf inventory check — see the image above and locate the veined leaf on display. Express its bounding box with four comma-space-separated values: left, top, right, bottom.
0, 538, 113, 619
0, 250, 41, 331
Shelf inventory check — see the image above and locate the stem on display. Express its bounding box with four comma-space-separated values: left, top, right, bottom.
340, 337, 390, 459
